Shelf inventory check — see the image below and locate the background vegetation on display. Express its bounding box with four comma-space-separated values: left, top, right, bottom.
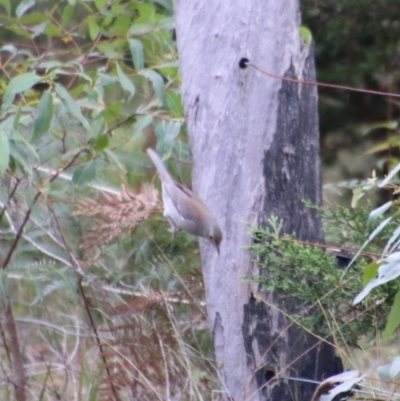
0, 0, 400, 400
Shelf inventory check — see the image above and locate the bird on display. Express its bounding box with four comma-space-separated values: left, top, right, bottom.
147, 148, 222, 253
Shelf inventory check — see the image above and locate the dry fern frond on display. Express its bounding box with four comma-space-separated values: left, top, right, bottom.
108, 291, 168, 316
97, 295, 182, 401
73, 184, 161, 249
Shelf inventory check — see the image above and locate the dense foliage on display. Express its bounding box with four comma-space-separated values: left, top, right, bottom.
0, 1, 214, 400
248, 206, 400, 348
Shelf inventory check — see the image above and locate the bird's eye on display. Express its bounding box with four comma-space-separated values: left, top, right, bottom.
209, 234, 213, 240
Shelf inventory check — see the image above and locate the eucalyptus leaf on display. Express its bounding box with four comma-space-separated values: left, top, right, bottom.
33, 89, 53, 142
16, 0, 35, 18
299, 25, 312, 45
0, 0, 11, 16
62, 4, 74, 25
166, 90, 184, 117
383, 290, 400, 340
362, 262, 379, 286
91, 134, 109, 152
116, 62, 135, 101
150, 0, 173, 11
129, 39, 144, 71
72, 161, 97, 188
157, 16, 174, 30
55, 84, 92, 133
9, 140, 32, 175
132, 115, 153, 141
94, 0, 107, 10
87, 16, 100, 40
165, 121, 181, 142
3, 73, 42, 110
141, 70, 167, 107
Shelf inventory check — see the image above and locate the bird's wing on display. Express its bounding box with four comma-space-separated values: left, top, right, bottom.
164, 181, 212, 225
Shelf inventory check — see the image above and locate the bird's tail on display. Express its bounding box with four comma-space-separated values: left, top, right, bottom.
147, 148, 175, 185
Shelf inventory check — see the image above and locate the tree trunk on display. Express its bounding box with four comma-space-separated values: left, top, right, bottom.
174, 1, 343, 400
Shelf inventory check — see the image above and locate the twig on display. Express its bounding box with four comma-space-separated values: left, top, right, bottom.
4, 300, 26, 401
78, 282, 120, 401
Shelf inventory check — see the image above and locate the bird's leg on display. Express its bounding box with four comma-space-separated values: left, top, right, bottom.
166, 217, 179, 240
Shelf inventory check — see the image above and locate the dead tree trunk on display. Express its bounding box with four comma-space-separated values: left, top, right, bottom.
174, 1, 343, 400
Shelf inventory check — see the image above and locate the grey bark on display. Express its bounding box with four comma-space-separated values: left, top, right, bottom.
174, 1, 342, 400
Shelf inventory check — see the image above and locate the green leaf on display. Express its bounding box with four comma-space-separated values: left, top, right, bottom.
351, 187, 364, 208
0, 0, 11, 16
299, 25, 312, 45
134, 3, 156, 24
157, 16, 174, 30
140, 70, 166, 107
62, 4, 74, 26
116, 62, 135, 101
87, 16, 100, 41
150, 0, 173, 12
129, 39, 144, 71
109, 15, 130, 37
128, 24, 153, 36
55, 84, 91, 132
72, 161, 97, 188
104, 148, 126, 173
155, 122, 180, 153
0, 129, 10, 176
96, 42, 120, 59
44, 23, 62, 37
91, 134, 109, 152
360, 120, 398, 136
383, 290, 400, 340
12, 130, 39, 161
362, 262, 379, 286
94, 0, 107, 10
165, 121, 181, 142
98, 73, 118, 86
2, 73, 42, 110
132, 115, 153, 141
18, 12, 48, 25
33, 89, 53, 142
9, 140, 32, 175
166, 90, 184, 117
16, 0, 35, 18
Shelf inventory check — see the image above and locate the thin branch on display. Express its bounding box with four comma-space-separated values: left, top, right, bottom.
0, 176, 22, 223
78, 282, 120, 401
4, 300, 26, 401
1, 191, 42, 270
